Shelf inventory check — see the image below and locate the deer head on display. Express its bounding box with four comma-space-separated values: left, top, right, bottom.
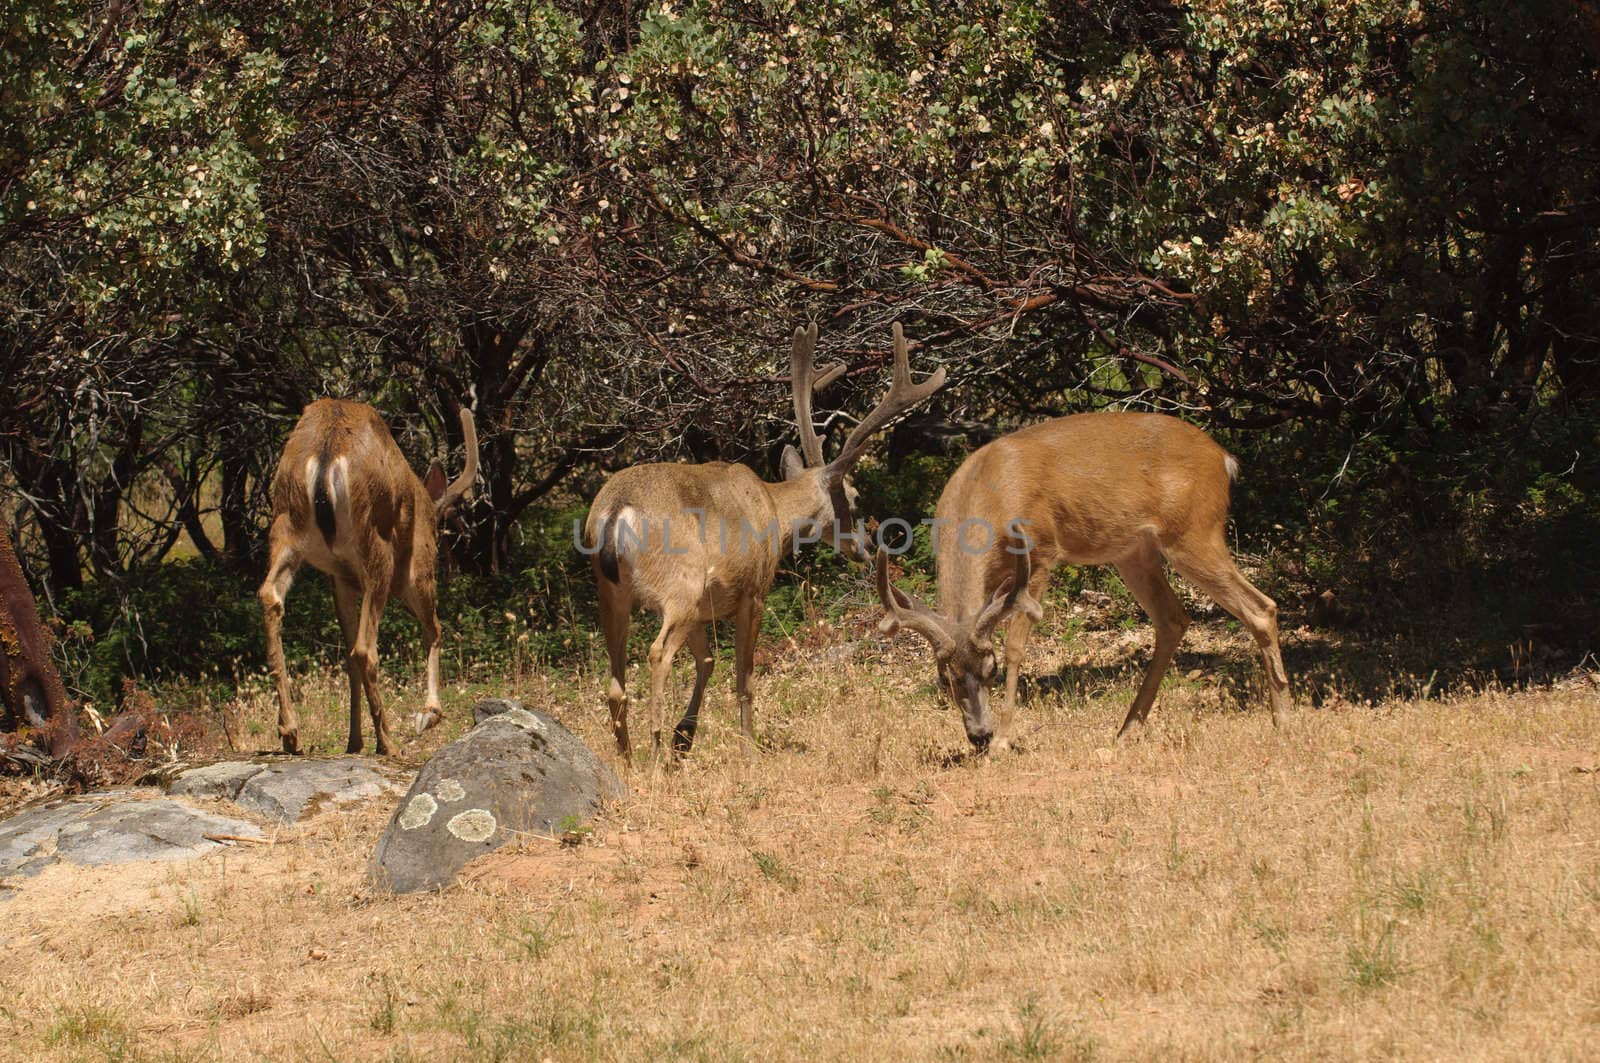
782, 322, 945, 561
876, 544, 1042, 751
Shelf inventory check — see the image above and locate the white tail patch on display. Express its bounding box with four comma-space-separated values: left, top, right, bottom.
612, 504, 641, 559
328, 456, 353, 528
1224, 453, 1240, 482
303, 455, 322, 508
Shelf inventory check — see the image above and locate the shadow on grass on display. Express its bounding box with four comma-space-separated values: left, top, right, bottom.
1017, 597, 1595, 715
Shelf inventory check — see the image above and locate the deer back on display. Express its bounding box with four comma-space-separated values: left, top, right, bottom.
271, 400, 438, 578
934, 412, 1237, 617
587, 461, 784, 617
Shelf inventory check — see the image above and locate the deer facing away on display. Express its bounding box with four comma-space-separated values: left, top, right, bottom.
876, 412, 1291, 751
585, 323, 944, 766
259, 399, 477, 755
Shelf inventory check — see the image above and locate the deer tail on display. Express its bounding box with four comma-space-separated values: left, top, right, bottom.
593, 504, 639, 584
307, 451, 353, 544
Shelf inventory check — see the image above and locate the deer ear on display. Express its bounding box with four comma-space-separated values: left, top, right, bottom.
780, 445, 807, 481
1007, 543, 1044, 623
1013, 584, 1044, 623
974, 569, 1043, 639
424, 463, 447, 502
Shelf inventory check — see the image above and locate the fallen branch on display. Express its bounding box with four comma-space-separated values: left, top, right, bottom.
203, 833, 272, 846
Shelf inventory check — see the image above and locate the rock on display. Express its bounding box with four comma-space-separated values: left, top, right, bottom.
234, 759, 403, 822
0, 791, 264, 879
369, 699, 624, 894
55, 800, 262, 867
816, 640, 859, 665
472, 698, 521, 725
167, 761, 266, 801
0, 800, 91, 878
166, 757, 407, 823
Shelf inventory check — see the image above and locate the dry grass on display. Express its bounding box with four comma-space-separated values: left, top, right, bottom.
1, 617, 1598, 1061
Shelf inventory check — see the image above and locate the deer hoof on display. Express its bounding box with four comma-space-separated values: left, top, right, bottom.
1115, 718, 1147, 742
989, 736, 1014, 756
412, 710, 441, 735
281, 732, 301, 756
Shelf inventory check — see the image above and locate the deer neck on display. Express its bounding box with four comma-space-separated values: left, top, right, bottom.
935, 541, 994, 626
766, 471, 832, 554
933, 489, 1002, 626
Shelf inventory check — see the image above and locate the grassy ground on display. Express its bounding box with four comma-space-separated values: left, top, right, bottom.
0, 604, 1597, 1061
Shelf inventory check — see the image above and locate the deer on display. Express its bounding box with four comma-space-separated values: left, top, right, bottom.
585, 322, 945, 768
1, 512, 77, 757
874, 412, 1292, 753
259, 399, 477, 756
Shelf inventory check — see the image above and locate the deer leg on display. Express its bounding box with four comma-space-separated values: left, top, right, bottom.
332, 577, 365, 753
672, 623, 715, 755
399, 576, 443, 735
258, 517, 303, 755
646, 610, 694, 773
994, 617, 1036, 756
1113, 548, 1190, 738
993, 568, 1049, 753
598, 579, 632, 759
352, 571, 395, 757
1165, 532, 1292, 726
733, 594, 764, 753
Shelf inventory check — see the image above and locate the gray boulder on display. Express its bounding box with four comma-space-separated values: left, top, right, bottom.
166, 757, 407, 823
369, 700, 624, 893
0, 791, 264, 879
165, 761, 266, 801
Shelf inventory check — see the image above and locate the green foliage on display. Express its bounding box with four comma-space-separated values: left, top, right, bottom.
5, 0, 1598, 698
53, 559, 325, 709
1346, 918, 1406, 990
2, 0, 284, 290
50, 504, 598, 707
750, 849, 799, 890
991, 997, 1095, 1062
1228, 401, 1600, 678
855, 454, 964, 529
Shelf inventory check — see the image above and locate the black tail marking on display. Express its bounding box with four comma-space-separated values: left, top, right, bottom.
312, 449, 337, 543
596, 516, 621, 583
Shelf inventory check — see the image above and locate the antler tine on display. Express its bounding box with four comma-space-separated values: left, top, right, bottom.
874, 547, 956, 653
790, 323, 845, 468
974, 540, 1043, 638
828, 322, 947, 476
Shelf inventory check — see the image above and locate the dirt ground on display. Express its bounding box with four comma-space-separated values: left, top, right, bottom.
1, 616, 1597, 1061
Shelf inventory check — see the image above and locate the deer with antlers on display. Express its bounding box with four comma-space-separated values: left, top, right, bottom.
875, 413, 1291, 752
259, 400, 477, 756
585, 322, 944, 766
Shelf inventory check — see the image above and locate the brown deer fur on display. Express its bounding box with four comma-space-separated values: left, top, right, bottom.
876, 412, 1291, 751
585, 323, 944, 766
259, 400, 477, 755
0, 514, 77, 756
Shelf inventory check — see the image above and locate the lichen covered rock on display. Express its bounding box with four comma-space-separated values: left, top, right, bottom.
368, 700, 623, 893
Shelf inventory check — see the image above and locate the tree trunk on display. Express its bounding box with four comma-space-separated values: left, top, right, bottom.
220, 449, 254, 568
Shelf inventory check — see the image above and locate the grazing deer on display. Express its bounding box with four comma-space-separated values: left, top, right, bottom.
585, 322, 945, 765
875, 412, 1291, 752
0, 513, 77, 757
259, 400, 477, 755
